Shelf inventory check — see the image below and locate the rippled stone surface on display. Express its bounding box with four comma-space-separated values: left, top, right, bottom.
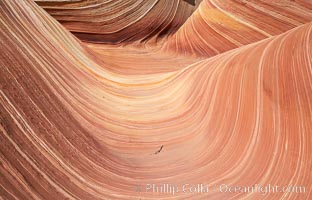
0, 0, 311, 199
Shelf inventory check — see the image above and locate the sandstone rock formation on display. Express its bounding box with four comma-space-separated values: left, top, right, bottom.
0, 0, 311, 199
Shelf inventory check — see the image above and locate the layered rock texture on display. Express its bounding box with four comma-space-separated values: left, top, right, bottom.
0, 0, 311, 199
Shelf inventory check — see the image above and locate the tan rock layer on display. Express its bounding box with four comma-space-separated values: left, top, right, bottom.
163, 0, 312, 57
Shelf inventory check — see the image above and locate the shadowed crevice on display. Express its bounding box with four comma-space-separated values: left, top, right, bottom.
183, 0, 196, 6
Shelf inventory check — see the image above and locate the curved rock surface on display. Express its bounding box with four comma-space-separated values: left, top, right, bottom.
0, 0, 312, 199
163, 0, 312, 57
35, 0, 201, 43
